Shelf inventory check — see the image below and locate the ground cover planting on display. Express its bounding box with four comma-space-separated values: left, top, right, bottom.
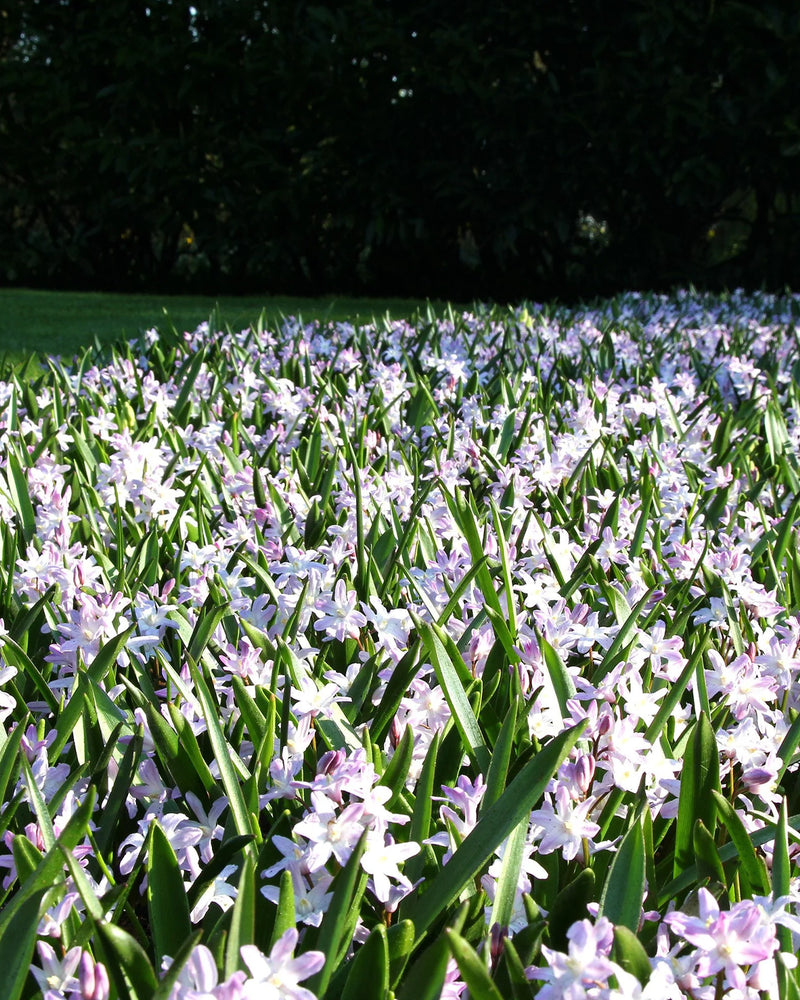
2, 289, 800, 999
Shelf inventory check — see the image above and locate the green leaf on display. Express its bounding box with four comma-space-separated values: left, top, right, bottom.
402, 721, 586, 941
306, 830, 369, 997
225, 853, 256, 977
87, 625, 135, 685
710, 790, 770, 896
20, 754, 57, 852
777, 712, 800, 784
269, 867, 296, 949
416, 618, 491, 774
186, 594, 229, 665
483, 701, 518, 811
446, 929, 505, 1000
612, 924, 651, 985
186, 835, 254, 912
674, 712, 721, 878
489, 497, 517, 638
773, 799, 792, 953
0, 886, 47, 1000
166, 702, 218, 798
593, 588, 656, 683
151, 932, 204, 1000
493, 935, 533, 1000
2, 635, 59, 714
547, 868, 595, 950
0, 786, 96, 938
489, 814, 528, 932
0, 718, 25, 808
188, 658, 259, 844
395, 934, 452, 1000
60, 840, 105, 922
97, 921, 160, 1000
538, 634, 575, 721
776, 950, 800, 1000
140, 699, 211, 805
12, 833, 42, 885
386, 919, 416, 989
598, 818, 645, 932
442, 486, 516, 659
148, 820, 193, 966
378, 723, 415, 808
406, 732, 440, 885
643, 637, 707, 744
693, 819, 726, 887
232, 675, 267, 745
173, 345, 207, 424
276, 637, 361, 753
341, 923, 390, 1000
5, 449, 36, 544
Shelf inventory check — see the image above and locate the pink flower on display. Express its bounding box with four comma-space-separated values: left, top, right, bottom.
526, 917, 616, 998
240, 928, 324, 1000
313, 580, 367, 641
530, 784, 600, 861
291, 792, 366, 871
361, 834, 421, 903
664, 889, 779, 991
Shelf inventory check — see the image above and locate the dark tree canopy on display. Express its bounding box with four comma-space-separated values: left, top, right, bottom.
1, 0, 798, 300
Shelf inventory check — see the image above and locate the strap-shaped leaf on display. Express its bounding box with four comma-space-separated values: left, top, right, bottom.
0, 785, 96, 937
416, 618, 490, 775
12, 834, 42, 885
402, 720, 586, 941
147, 820, 193, 967
268, 867, 296, 950
483, 700, 518, 811
548, 868, 595, 950
446, 929, 505, 1000
773, 799, 792, 953
598, 818, 645, 933
674, 712, 720, 878
97, 921, 159, 1000
0, 886, 47, 1000
711, 790, 770, 896
612, 925, 651, 986
225, 853, 256, 977
693, 819, 725, 887
186, 835, 254, 911
341, 923, 390, 1000
395, 933, 451, 1000
378, 723, 415, 808
2, 635, 59, 714
386, 919, 416, 989
489, 814, 528, 932
188, 657, 259, 845
305, 830, 369, 997
151, 931, 204, 1000
5, 449, 35, 544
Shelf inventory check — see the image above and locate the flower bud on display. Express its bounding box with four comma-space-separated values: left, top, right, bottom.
575, 754, 596, 795
79, 953, 110, 1000
318, 749, 344, 775
489, 922, 507, 970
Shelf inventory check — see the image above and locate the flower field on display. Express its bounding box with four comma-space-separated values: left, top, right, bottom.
2, 290, 800, 999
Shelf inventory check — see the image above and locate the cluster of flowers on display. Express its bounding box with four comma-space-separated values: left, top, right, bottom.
0, 289, 799, 998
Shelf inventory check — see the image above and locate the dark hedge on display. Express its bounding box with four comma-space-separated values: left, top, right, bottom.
1, 0, 798, 300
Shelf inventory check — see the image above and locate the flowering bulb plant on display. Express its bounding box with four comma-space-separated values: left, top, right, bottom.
0, 290, 799, 999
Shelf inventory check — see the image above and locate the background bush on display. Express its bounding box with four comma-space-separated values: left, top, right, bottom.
1, 0, 798, 299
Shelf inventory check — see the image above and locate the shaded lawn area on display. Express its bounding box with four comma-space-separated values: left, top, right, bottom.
0, 288, 460, 366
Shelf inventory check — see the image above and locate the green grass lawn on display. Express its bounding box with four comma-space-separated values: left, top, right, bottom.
0, 288, 459, 366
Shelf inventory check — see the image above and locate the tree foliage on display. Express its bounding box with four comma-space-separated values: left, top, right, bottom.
1, 0, 798, 298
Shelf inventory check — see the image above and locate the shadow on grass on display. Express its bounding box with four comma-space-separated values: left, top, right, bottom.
0, 289, 468, 370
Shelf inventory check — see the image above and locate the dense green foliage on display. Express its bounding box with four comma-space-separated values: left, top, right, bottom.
2, 1, 798, 299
